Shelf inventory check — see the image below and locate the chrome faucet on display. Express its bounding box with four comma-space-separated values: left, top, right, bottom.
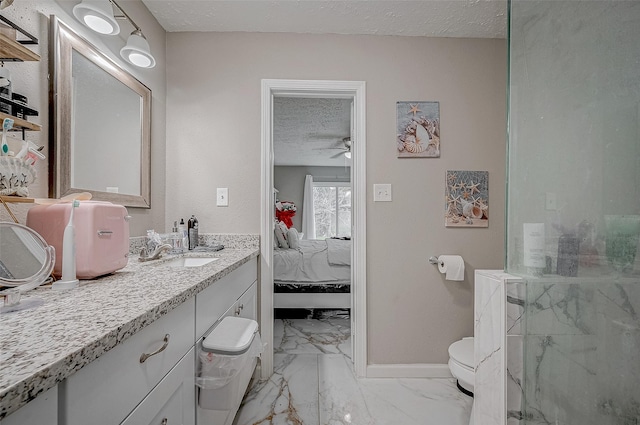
138, 244, 173, 262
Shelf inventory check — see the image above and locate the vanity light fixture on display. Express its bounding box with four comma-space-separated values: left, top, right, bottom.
73, 0, 156, 69
72, 0, 120, 35
120, 30, 156, 68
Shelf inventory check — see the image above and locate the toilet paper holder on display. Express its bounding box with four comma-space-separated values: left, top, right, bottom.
428, 256, 444, 266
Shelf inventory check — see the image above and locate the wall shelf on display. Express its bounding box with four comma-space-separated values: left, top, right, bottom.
0, 95, 38, 116
0, 112, 41, 131
0, 33, 39, 62
0, 195, 34, 203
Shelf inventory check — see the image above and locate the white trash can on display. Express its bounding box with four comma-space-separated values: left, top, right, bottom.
196, 316, 262, 412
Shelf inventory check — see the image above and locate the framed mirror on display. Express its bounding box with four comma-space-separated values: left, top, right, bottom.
49, 16, 151, 208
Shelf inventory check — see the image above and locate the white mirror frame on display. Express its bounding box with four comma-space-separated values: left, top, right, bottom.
49, 15, 151, 208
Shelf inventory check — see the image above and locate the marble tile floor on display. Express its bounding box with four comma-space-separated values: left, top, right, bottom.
233, 318, 473, 425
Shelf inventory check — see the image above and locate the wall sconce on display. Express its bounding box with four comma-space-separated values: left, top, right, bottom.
73, 0, 156, 68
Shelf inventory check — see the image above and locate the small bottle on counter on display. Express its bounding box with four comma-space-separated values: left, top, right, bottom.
188, 215, 199, 250
179, 218, 188, 250
170, 221, 183, 251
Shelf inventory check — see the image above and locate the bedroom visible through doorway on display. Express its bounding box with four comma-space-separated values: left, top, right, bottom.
260, 79, 367, 380
272, 96, 353, 342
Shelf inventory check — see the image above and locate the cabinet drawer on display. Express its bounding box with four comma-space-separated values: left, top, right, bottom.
62, 299, 195, 425
195, 259, 257, 339
121, 347, 195, 425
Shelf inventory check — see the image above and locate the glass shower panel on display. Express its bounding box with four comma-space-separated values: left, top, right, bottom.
507, 1, 640, 424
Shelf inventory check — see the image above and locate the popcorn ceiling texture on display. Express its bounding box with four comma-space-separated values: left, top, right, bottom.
143, 0, 507, 39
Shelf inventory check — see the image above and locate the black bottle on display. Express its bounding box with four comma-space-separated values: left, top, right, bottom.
188, 215, 199, 250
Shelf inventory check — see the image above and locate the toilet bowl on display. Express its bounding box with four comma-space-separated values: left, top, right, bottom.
448, 337, 475, 425
448, 337, 474, 395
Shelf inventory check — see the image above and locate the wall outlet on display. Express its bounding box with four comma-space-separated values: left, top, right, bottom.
545, 192, 557, 210
373, 184, 392, 202
217, 188, 229, 207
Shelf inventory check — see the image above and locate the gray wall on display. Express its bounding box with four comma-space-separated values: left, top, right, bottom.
274, 166, 350, 231
167, 32, 507, 364
0, 1, 166, 236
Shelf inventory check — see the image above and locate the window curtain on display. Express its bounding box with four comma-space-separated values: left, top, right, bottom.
302, 174, 316, 240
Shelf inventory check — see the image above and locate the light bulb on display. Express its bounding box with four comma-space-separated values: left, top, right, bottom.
83, 14, 114, 34
128, 52, 152, 68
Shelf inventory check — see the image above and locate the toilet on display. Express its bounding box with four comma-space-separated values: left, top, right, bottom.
448, 337, 474, 425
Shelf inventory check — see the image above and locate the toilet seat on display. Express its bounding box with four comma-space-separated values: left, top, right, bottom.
448, 338, 474, 394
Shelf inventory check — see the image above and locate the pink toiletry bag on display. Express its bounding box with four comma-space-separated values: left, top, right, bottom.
26, 201, 130, 279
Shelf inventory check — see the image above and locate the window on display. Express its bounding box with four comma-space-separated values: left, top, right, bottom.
312, 182, 351, 239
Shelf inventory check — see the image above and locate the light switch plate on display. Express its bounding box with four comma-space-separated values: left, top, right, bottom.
217, 188, 229, 206
373, 184, 392, 202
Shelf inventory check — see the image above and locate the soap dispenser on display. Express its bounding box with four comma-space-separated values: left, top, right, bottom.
188, 215, 199, 250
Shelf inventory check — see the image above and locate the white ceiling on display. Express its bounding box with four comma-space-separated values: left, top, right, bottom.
141, 0, 507, 166
273, 98, 352, 167
142, 0, 507, 39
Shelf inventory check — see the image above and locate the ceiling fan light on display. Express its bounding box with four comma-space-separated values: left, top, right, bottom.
73, 0, 120, 35
344, 151, 352, 159
120, 31, 156, 68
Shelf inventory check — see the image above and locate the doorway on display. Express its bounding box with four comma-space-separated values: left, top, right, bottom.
260, 79, 367, 379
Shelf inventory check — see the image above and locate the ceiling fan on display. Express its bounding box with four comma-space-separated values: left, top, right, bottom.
314, 137, 352, 159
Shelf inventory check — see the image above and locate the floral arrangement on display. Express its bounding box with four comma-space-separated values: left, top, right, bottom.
275, 201, 296, 228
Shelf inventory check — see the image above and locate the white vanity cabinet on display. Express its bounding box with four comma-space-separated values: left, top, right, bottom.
0, 386, 57, 425
0, 256, 259, 425
61, 299, 196, 425
121, 347, 196, 425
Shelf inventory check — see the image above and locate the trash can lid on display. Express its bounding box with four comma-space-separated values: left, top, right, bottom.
202, 316, 259, 355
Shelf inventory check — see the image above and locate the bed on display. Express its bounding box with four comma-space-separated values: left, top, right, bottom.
273, 238, 351, 309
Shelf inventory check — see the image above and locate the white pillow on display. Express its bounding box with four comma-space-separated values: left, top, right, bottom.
287, 228, 300, 249
275, 223, 289, 249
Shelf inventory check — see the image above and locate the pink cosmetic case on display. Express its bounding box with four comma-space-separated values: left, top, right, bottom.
26, 201, 130, 279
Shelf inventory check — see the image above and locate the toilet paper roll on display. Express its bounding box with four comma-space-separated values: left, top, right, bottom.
437, 255, 465, 281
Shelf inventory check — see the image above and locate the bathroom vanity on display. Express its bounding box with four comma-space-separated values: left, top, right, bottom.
0, 236, 259, 425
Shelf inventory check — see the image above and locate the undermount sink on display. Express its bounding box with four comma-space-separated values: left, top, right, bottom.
161, 257, 219, 268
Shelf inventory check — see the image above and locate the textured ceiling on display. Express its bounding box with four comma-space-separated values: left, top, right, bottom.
274, 98, 352, 167
142, 0, 507, 39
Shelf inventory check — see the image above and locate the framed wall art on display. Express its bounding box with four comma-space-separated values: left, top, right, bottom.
396, 101, 440, 158
445, 170, 489, 228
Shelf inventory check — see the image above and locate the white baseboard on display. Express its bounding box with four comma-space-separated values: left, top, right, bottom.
366, 363, 452, 378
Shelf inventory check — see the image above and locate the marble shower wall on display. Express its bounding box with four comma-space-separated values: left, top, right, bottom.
475, 270, 524, 425
506, 281, 525, 425
522, 278, 640, 425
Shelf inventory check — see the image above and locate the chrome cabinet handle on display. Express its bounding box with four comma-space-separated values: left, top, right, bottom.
97, 230, 113, 236
140, 334, 170, 363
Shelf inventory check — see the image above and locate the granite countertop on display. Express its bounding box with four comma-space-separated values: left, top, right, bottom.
0, 235, 259, 420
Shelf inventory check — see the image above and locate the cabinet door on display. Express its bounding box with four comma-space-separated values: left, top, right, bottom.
121, 347, 196, 425
233, 282, 256, 321
195, 260, 257, 339
0, 386, 57, 425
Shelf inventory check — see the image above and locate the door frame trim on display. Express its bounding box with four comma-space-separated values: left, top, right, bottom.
260, 79, 367, 378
